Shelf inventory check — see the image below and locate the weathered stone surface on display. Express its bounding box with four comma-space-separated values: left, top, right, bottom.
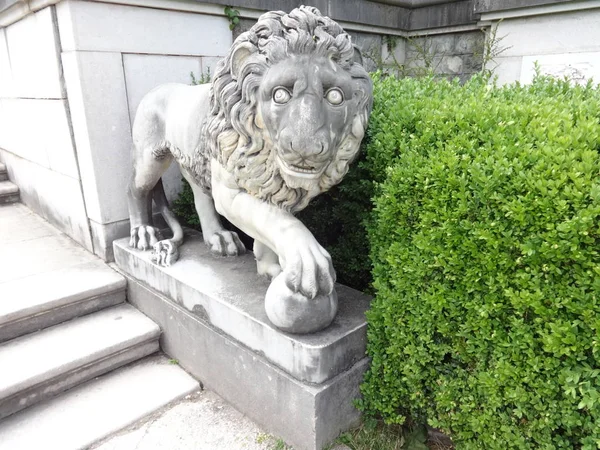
94, 390, 279, 450
455, 31, 482, 54
114, 233, 370, 384
61, 50, 132, 225
3, 7, 63, 99
0, 202, 96, 283
410, 0, 478, 30
474, 0, 569, 14
0, 99, 78, 178
521, 51, 600, 85
495, 9, 600, 58
122, 273, 367, 450
0, 355, 199, 450
0, 304, 160, 419
56, 1, 232, 55
0, 259, 125, 343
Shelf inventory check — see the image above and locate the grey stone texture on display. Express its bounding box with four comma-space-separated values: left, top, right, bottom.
474, 0, 571, 14
0, 181, 18, 204
0, 163, 7, 182
0, 355, 199, 450
197, 0, 486, 30
406, 31, 484, 80
93, 390, 282, 450
0, 304, 160, 419
114, 233, 370, 385
120, 273, 368, 450
410, 0, 477, 30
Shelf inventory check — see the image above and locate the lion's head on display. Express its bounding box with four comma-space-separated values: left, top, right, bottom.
203, 6, 373, 212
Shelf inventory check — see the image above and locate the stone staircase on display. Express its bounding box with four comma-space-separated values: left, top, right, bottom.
0, 162, 19, 205
0, 201, 199, 449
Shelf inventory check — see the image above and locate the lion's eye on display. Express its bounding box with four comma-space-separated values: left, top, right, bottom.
273, 87, 292, 104
325, 88, 344, 105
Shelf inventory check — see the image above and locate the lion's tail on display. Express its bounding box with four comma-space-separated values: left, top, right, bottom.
152, 178, 184, 245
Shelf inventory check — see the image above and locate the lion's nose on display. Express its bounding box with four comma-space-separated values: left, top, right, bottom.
280, 130, 329, 162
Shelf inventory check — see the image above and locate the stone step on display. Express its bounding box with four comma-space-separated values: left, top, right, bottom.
0, 355, 199, 450
0, 181, 18, 205
0, 260, 126, 343
0, 163, 7, 182
0, 304, 160, 420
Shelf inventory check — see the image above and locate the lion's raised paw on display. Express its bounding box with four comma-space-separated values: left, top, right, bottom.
207, 230, 246, 256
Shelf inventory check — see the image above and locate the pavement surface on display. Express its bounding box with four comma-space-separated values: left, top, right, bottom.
92, 388, 279, 450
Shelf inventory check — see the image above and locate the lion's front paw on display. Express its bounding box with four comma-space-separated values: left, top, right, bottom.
129, 225, 160, 251
207, 231, 246, 256
151, 240, 179, 266
282, 238, 335, 299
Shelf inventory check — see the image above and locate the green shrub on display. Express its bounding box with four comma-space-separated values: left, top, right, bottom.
360, 74, 600, 449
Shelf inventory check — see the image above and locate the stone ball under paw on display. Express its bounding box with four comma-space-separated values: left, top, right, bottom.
265, 274, 338, 334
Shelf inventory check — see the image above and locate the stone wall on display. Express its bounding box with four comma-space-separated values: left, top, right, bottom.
0, 7, 93, 251
0, 1, 232, 260
405, 31, 483, 82
55, 0, 232, 260
482, 7, 600, 85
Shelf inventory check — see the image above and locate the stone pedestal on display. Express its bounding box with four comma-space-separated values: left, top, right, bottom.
113, 231, 371, 450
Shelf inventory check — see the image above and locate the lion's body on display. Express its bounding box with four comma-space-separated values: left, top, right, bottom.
132, 83, 213, 192
127, 6, 372, 333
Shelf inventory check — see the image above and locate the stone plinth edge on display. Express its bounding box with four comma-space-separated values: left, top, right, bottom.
113, 233, 370, 384
122, 272, 367, 450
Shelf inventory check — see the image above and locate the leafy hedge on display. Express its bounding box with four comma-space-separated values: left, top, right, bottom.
360, 74, 600, 449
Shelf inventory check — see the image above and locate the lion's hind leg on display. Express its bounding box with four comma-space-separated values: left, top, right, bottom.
150, 178, 184, 266
127, 141, 172, 252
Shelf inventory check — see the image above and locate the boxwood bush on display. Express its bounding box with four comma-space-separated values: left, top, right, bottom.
360, 74, 600, 449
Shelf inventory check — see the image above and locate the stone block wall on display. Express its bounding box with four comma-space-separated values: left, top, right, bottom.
478, 3, 600, 85
0, 0, 232, 260
405, 31, 483, 82
55, 0, 231, 260
0, 7, 93, 251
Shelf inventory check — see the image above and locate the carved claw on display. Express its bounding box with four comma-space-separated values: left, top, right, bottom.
207, 231, 246, 256
283, 239, 335, 299
129, 225, 159, 251
151, 240, 179, 266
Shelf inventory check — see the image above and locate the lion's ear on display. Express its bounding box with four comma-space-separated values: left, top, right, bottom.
230, 43, 255, 81
352, 45, 364, 66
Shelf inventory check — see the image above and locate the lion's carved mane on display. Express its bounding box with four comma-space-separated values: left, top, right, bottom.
181, 6, 372, 213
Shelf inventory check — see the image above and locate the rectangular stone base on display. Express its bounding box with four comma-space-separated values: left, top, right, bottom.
121, 273, 367, 450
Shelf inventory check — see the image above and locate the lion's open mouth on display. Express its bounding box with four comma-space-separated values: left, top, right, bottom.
278, 156, 325, 178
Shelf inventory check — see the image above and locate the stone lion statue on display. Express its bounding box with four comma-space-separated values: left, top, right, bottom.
127, 6, 373, 333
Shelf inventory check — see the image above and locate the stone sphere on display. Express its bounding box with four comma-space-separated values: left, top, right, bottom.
265, 274, 338, 334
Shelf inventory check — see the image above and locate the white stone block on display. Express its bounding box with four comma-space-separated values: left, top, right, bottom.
4, 7, 63, 99
62, 51, 132, 224
0, 98, 78, 178
492, 56, 523, 86
123, 53, 201, 124
521, 52, 600, 85
497, 10, 600, 58
0, 30, 14, 97
0, 150, 93, 251
56, 0, 231, 56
